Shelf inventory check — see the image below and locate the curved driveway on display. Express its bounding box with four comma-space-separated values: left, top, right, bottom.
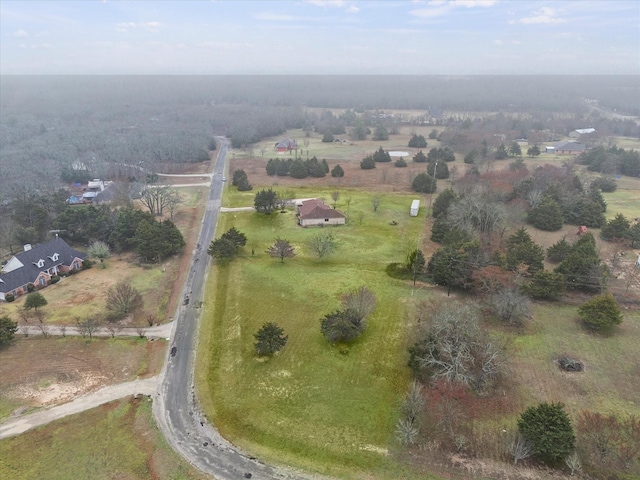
152, 138, 330, 480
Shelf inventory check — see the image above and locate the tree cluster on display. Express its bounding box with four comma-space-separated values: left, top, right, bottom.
408, 302, 502, 394
207, 227, 247, 262
320, 286, 376, 344
579, 145, 640, 177
232, 169, 253, 191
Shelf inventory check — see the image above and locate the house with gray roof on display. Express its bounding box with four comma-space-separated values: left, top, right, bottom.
0, 237, 86, 301
554, 141, 587, 155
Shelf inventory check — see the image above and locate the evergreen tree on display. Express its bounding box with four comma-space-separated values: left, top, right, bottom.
373, 146, 391, 162
254, 322, 288, 356
427, 160, 450, 179
394, 158, 407, 167
546, 237, 571, 263
518, 403, 575, 464
360, 155, 376, 169
505, 228, 544, 274
525, 270, 566, 300
555, 233, 606, 292
330, 164, 345, 177
373, 125, 389, 141
413, 150, 427, 163
412, 173, 437, 194
527, 145, 541, 157
432, 189, 457, 218
408, 134, 427, 148
600, 213, 631, 241
289, 159, 309, 178
464, 149, 478, 164
495, 143, 509, 160
527, 196, 563, 231
578, 293, 623, 333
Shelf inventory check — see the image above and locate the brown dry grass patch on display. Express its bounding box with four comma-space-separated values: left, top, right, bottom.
0, 336, 165, 417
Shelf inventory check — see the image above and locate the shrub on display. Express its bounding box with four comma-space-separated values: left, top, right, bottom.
330, 164, 344, 177
50, 275, 61, 284
591, 176, 617, 192
412, 173, 437, 194
525, 270, 565, 300
518, 402, 575, 465
394, 158, 407, 167
5, 293, 15, 302
578, 293, 623, 333
26, 283, 35, 292
360, 155, 376, 169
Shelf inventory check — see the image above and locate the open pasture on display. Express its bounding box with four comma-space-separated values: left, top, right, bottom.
197, 190, 437, 479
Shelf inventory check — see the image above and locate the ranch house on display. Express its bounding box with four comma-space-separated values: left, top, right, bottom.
0, 237, 86, 301
297, 199, 346, 227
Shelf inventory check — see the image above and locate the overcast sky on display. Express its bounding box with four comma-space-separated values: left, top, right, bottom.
1, 0, 638, 75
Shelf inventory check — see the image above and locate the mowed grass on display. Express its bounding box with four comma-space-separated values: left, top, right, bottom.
603, 188, 640, 220
197, 191, 439, 479
0, 398, 207, 480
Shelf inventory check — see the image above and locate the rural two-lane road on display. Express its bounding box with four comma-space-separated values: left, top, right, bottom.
152, 138, 329, 480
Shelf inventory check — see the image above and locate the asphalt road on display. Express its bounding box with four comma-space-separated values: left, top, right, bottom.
152, 138, 329, 480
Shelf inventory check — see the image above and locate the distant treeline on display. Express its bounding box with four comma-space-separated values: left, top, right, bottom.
1, 75, 638, 204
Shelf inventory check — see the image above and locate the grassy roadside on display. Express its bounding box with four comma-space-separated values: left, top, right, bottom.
196, 192, 442, 479
0, 397, 207, 480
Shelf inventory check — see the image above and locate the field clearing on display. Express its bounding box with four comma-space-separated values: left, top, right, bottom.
0, 397, 207, 480
510, 304, 640, 416
0, 336, 165, 420
197, 193, 441, 479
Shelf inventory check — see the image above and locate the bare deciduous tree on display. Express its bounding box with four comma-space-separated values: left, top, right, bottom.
565, 451, 582, 476
266, 238, 295, 263
507, 432, 534, 465
77, 317, 100, 339
331, 190, 340, 208
106, 281, 143, 320
307, 231, 338, 260
372, 195, 381, 212
341, 286, 377, 321
140, 185, 179, 217
489, 287, 531, 327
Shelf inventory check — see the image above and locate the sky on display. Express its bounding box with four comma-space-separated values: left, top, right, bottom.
1, 0, 639, 75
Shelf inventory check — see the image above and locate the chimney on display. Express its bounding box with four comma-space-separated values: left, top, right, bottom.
24, 244, 32, 252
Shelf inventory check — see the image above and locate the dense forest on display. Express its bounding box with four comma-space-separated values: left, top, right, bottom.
1, 75, 638, 207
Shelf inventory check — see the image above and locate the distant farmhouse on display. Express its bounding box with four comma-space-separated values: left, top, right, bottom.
546, 141, 587, 155
275, 138, 298, 154
569, 128, 596, 138
296, 199, 346, 227
0, 237, 86, 301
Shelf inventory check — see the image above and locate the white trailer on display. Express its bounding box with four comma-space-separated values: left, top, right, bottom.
410, 199, 420, 217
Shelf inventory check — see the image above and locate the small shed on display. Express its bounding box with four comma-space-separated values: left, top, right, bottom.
410, 199, 420, 217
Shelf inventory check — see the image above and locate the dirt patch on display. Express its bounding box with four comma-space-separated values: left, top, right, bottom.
0, 336, 165, 415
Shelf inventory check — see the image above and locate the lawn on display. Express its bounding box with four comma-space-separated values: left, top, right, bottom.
0, 255, 177, 326
0, 397, 207, 480
197, 191, 441, 479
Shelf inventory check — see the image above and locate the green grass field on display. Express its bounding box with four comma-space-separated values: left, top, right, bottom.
197, 191, 441, 479
0, 398, 207, 480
